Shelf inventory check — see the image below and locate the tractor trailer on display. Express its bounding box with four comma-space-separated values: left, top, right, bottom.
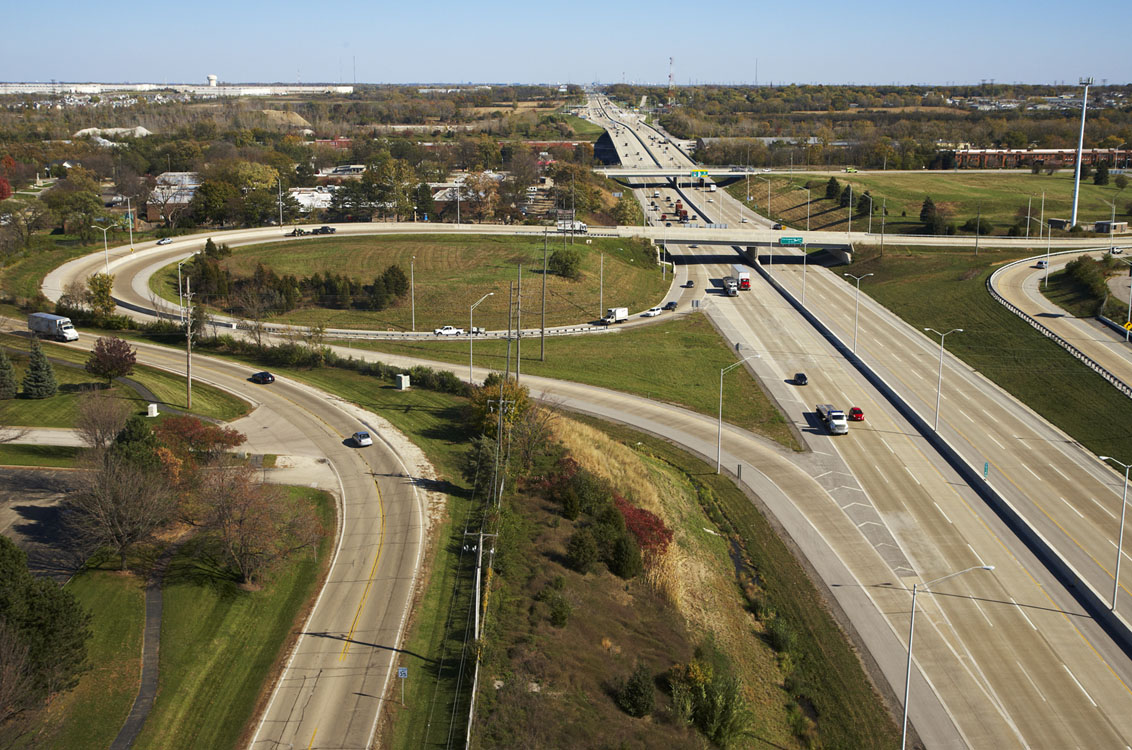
730, 264, 751, 290
28, 313, 78, 342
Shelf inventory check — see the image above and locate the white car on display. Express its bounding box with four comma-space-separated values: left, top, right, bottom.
433, 326, 465, 336
642, 307, 663, 317
156, 237, 173, 245
352, 431, 373, 447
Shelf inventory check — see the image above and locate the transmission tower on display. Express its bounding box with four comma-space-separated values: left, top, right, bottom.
667, 57, 675, 105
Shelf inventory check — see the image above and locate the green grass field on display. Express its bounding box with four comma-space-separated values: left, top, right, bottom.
729, 170, 1130, 236
844, 244, 1132, 459
0, 333, 249, 425
150, 233, 667, 331
29, 568, 145, 750
131, 487, 333, 750
0, 444, 80, 467
331, 312, 799, 450
0, 244, 93, 302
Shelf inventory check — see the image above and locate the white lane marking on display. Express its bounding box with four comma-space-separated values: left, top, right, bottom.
1058, 496, 1085, 519
904, 466, 921, 485
880, 438, 895, 454
875, 465, 889, 483
1051, 465, 1071, 481
967, 544, 987, 567
972, 597, 994, 628
1090, 497, 1117, 520
1013, 436, 1032, 450
1010, 598, 1039, 631
934, 502, 953, 524
981, 408, 1000, 425
1016, 660, 1047, 701
1024, 465, 1042, 481
985, 432, 1005, 450
960, 410, 976, 423
910, 369, 926, 381
1062, 664, 1098, 708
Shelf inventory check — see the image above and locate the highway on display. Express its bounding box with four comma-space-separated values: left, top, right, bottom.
587, 93, 1132, 747
38, 98, 1132, 747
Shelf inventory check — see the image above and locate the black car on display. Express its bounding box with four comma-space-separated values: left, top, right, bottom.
312, 226, 337, 235
684, 280, 695, 288
793, 373, 808, 386
662, 301, 678, 311
250, 371, 275, 384
773, 223, 784, 230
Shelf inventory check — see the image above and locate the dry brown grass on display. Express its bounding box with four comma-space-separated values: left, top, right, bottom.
551, 415, 788, 718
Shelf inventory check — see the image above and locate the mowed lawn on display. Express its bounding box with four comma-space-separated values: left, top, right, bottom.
729, 170, 1130, 236
0, 334, 249, 425
150, 233, 668, 331
843, 244, 1132, 459
332, 312, 799, 450
28, 568, 145, 750
132, 487, 334, 750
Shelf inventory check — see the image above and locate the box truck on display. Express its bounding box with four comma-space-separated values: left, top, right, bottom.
730, 264, 751, 290
601, 307, 628, 325
28, 313, 78, 342
557, 220, 588, 233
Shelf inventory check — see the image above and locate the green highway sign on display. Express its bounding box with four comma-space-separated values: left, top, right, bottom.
780, 237, 804, 246
691, 169, 708, 177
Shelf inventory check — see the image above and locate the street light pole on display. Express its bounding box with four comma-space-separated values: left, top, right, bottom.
847, 185, 853, 237
881, 198, 887, 253
924, 327, 963, 431
91, 224, 115, 274
469, 292, 494, 383
861, 192, 874, 235
1070, 77, 1093, 229
843, 272, 873, 353
901, 565, 995, 750
1100, 456, 1131, 610
718, 354, 761, 473
410, 256, 416, 332
802, 244, 808, 306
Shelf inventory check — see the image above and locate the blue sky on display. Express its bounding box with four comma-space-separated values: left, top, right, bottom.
3, 0, 1126, 86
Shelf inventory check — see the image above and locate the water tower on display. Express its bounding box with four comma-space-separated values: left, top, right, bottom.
207, 75, 218, 87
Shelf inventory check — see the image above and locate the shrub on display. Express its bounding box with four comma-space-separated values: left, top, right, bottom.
616, 662, 655, 717
566, 528, 598, 574
546, 592, 571, 628
607, 532, 642, 579
614, 494, 673, 561
548, 248, 582, 280
767, 615, 797, 654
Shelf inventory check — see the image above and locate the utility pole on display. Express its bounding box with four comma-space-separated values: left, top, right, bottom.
975, 203, 981, 255
410, 256, 416, 332
505, 282, 513, 380
516, 265, 522, 384
184, 277, 194, 410
541, 229, 548, 361
277, 177, 284, 229
125, 197, 134, 251
599, 253, 604, 316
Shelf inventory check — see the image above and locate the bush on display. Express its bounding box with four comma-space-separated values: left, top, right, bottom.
546, 592, 571, 628
607, 532, 642, 579
767, 615, 797, 653
548, 248, 582, 280
616, 662, 655, 717
566, 528, 598, 573
960, 217, 993, 235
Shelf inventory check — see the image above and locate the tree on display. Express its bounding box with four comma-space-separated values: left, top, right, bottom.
0, 350, 15, 400
380, 264, 409, 297
1094, 162, 1110, 186
85, 273, 115, 318
190, 180, 241, 226
0, 535, 91, 705
153, 415, 245, 466
566, 528, 598, 574
616, 662, 655, 718
549, 248, 582, 280
19, 340, 56, 399
68, 452, 173, 570
0, 177, 11, 202
85, 337, 136, 384
824, 177, 840, 200
613, 195, 643, 226
838, 184, 852, 208
76, 390, 131, 453
110, 415, 161, 471
470, 373, 532, 438
856, 190, 873, 216
1115, 175, 1129, 192
920, 196, 937, 224
202, 467, 322, 585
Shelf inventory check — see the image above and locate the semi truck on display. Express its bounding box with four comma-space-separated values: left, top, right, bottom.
730, 264, 751, 290
601, 307, 628, 325
557, 220, 588, 233
27, 313, 78, 342
816, 404, 849, 435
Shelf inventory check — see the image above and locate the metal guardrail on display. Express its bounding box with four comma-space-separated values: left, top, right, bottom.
987, 251, 1132, 400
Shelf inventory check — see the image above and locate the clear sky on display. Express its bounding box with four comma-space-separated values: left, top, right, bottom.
3, 0, 1126, 86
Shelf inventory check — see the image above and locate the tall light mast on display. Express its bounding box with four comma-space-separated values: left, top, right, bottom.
668, 57, 675, 105
1070, 77, 1093, 229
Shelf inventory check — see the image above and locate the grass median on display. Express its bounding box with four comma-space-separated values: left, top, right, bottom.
331, 312, 799, 450
844, 244, 1132, 459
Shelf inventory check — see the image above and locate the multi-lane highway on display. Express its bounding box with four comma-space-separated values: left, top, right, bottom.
39, 97, 1132, 748
587, 93, 1132, 747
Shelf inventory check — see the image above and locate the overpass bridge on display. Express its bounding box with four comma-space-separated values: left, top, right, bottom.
595, 166, 752, 187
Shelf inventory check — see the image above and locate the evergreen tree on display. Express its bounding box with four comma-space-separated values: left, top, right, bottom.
1094, 162, 1110, 186
839, 184, 852, 208
616, 662, 656, 718
0, 348, 16, 399
20, 339, 57, 399
380, 264, 410, 297
824, 177, 840, 200
110, 415, 161, 470
920, 196, 937, 224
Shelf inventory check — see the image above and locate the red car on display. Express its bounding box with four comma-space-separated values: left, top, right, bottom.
848, 407, 864, 422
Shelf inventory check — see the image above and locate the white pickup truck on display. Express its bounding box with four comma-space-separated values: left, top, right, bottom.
434, 325, 465, 336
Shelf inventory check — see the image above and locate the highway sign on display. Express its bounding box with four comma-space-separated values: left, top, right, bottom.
398, 667, 408, 678
1124, 321, 1132, 331
691, 169, 708, 177
984, 461, 989, 479
780, 237, 804, 246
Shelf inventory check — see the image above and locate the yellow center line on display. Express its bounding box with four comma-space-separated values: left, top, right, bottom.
307, 728, 317, 749
340, 476, 386, 660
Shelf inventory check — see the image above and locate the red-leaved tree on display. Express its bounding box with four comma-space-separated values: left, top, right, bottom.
153, 415, 246, 466
0, 176, 12, 201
